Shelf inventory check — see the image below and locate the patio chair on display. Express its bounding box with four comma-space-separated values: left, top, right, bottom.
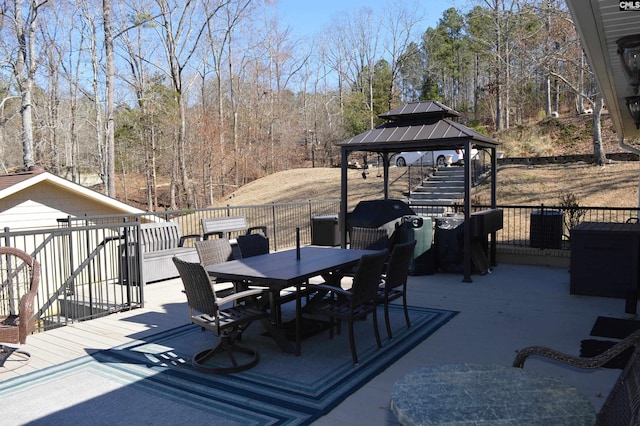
305, 249, 388, 364
172, 256, 266, 374
377, 240, 416, 340
344, 227, 390, 278
195, 238, 235, 298
236, 232, 307, 324
349, 227, 389, 250
0, 247, 40, 371
236, 233, 270, 258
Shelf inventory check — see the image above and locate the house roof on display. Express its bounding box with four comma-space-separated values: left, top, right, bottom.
335, 101, 499, 153
566, 0, 640, 141
0, 169, 40, 192
0, 168, 146, 215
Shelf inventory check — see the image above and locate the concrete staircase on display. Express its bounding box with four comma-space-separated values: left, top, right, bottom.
409, 167, 465, 212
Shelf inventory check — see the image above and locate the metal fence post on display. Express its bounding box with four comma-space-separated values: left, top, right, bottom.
271, 203, 278, 250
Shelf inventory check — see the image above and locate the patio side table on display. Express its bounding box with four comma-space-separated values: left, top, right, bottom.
391, 363, 596, 425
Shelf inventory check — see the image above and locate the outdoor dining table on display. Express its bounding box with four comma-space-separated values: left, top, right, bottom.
391, 363, 596, 425
204, 245, 377, 355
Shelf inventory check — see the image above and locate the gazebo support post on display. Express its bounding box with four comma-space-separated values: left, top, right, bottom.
340, 147, 349, 248
463, 140, 473, 283
382, 152, 390, 199
490, 147, 498, 266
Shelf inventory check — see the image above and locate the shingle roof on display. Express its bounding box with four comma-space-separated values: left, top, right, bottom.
0, 168, 45, 192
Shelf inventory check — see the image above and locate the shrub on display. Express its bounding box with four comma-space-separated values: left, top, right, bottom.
559, 192, 587, 237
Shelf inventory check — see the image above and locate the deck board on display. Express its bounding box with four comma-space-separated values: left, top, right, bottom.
0, 278, 187, 382
0, 266, 625, 426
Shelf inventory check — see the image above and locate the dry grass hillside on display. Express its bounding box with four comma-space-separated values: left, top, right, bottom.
114, 114, 639, 209
212, 114, 639, 209
214, 161, 640, 209
473, 161, 639, 207
214, 167, 408, 210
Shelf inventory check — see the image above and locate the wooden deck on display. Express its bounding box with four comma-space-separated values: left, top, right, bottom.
0, 278, 188, 380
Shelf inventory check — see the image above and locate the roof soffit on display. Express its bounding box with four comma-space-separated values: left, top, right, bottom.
566, 0, 640, 140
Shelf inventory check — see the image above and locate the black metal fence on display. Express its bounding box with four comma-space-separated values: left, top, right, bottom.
408, 202, 639, 249
2, 199, 638, 332
1, 221, 143, 333
61, 200, 341, 251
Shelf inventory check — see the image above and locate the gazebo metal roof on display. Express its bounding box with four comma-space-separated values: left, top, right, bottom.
336, 100, 498, 152
335, 101, 500, 282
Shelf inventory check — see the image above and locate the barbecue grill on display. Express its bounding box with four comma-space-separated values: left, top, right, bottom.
346, 199, 416, 238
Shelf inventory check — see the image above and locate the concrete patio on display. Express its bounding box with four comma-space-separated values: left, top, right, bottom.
0, 261, 626, 425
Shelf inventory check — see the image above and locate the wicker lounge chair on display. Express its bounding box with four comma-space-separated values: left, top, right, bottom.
513, 328, 640, 425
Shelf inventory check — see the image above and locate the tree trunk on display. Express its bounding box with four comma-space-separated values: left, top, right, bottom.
546, 75, 552, 116
14, 0, 36, 170
103, 0, 116, 197
178, 94, 194, 207
592, 96, 607, 166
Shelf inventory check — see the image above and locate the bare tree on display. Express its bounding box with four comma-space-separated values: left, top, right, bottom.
325, 8, 382, 133
0, 94, 20, 173
74, 0, 107, 190
381, 1, 422, 111
1, 0, 49, 170
202, 0, 254, 198
103, 0, 116, 196
152, 0, 229, 208
467, 0, 524, 130
117, 3, 160, 210
552, 71, 607, 165
257, 15, 308, 171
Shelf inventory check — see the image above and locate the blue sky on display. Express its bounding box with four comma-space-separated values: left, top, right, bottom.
275, 0, 460, 40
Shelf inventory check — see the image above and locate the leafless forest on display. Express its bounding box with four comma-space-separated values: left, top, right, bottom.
0, 1, 598, 209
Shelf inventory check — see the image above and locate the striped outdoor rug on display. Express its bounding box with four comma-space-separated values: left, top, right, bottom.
0, 305, 457, 425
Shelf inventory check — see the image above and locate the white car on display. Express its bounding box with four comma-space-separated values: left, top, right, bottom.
392, 150, 476, 168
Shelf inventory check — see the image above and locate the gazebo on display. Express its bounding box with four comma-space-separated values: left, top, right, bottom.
335, 101, 500, 282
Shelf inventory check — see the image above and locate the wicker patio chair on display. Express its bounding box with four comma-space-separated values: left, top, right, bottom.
376, 240, 416, 340
305, 249, 388, 364
195, 238, 235, 298
0, 247, 40, 370
172, 256, 267, 374
349, 227, 389, 250
513, 328, 640, 425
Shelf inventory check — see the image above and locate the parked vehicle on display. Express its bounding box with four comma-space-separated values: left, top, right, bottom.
392, 150, 477, 168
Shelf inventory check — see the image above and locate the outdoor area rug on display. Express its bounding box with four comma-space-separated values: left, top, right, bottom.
0, 305, 457, 425
590, 315, 640, 339
579, 339, 634, 369
578, 316, 640, 369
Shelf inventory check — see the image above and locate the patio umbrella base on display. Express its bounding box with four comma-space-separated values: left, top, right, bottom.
192, 339, 259, 374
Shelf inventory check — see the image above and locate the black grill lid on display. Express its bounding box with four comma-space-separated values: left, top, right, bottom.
346, 199, 415, 230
